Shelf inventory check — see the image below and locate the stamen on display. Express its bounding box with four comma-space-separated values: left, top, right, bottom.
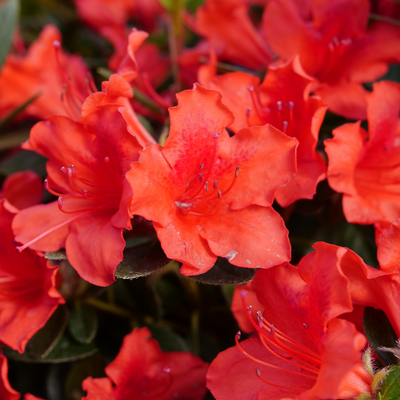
282, 121, 288, 134
104, 157, 110, 163
221, 166, 240, 196
199, 164, 204, 170
277, 101, 282, 111
213, 179, 218, 189
257, 311, 263, 329
58, 197, 63, 211
248, 86, 265, 122
256, 369, 303, 392
61, 166, 67, 174
16, 207, 101, 253
247, 305, 252, 315
199, 173, 203, 182
235, 332, 317, 379
53, 41, 85, 103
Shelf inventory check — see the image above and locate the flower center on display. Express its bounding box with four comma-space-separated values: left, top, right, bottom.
236, 291, 322, 392
174, 132, 240, 217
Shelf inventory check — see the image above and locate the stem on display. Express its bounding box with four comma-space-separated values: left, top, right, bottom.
84, 297, 136, 319
168, 0, 183, 92
370, 13, 400, 27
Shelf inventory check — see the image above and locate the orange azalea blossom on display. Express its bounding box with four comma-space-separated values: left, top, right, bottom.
0, 200, 64, 354
82, 327, 208, 400
263, 0, 400, 119
0, 353, 45, 400
325, 80, 400, 225
74, 0, 164, 70
127, 84, 298, 275
199, 56, 327, 206
0, 25, 89, 121
192, 0, 273, 70
207, 241, 400, 399
12, 105, 143, 287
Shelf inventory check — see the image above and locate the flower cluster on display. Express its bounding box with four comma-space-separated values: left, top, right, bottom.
1, 0, 400, 399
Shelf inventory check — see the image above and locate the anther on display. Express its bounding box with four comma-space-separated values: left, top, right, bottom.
164, 367, 171, 373
303, 323, 308, 329
282, 121, 288, 134
199, 173, 203, 182
44, 179, 49, 190
69, 165, 75, 174
246, 108, 251, 118
82, 189, 88, 197
256, 368, 261, 377
257, 311, 263, 328
235, 166, 240, 177
199, 164, 204, 170
217, 190, 222, 199
288, 101, 294, 110
104, 156, 110, 163
204, 182, 209, 192
212, 132, 220, 138
53, 40, 61, 48
61, 166, 67, 174
248, 85, 254, 91
277, 101, 282, 111
213, 179, 218, 189
236, 331, 242, 340
58, 197, 64, 210
241, 290, 248, 298
247, 305, 253, 315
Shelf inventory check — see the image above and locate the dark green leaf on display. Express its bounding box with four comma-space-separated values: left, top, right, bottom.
42, 333, 97, 363
0, 92, 41, 129
115, 240, 172, 279
0, 150, 47, 176
64, 354, 106, 400
148, 324, 189, 352
0, 0, 19, 70
363, 307, 399, 365
68, 304, 98, 344
377, 367, 400, 400
188, 257, 256, 285
45, 249, 67, 260
3, 305, 69, 361
0, 130, 30, 151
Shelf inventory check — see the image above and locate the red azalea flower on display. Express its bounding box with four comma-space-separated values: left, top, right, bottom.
0, 353, 45, 400
82, 327, 208, 400
0, 200, 64, 353
262, 0, 400, 119
193, 0, 273, 70
12, 105, 143, 287
127, 84, 297, 275
377, 217, 400, 274
0, 171, 43, 211
207, 262, 370, 399
0, 25, 89, 121
207, 240, 400, 399
74, 0, 164, 70
200, 57, 327, 206
325, 80, 400, 225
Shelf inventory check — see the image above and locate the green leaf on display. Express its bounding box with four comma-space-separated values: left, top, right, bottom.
148, 324, 189, 352
3, 305, 70, 361
0, 0, 19, 70
0, 92, 41, 129
68, 304, 98, 344
188, 257, 256, 285
45, 249, 68, 260
363, 307, 399, 365
115, 240, 172, 279
376, 367, 400, 400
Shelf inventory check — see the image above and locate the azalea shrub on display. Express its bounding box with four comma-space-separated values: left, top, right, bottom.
1, 0, 400, 399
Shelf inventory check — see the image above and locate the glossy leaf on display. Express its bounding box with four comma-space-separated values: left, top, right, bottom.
188, 257, 256, 285
363, 307, 399, 365
148, 324, 189, 352
0, 0, 19, 70
68, 304, 98, 344
377, 367, 400, 400
115, 240, 172, 279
